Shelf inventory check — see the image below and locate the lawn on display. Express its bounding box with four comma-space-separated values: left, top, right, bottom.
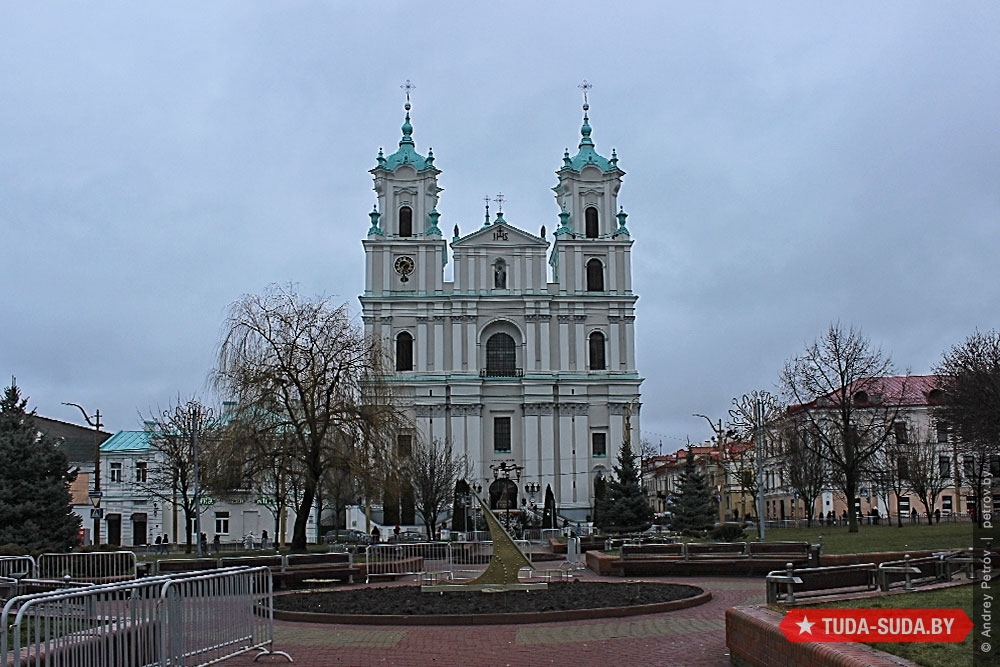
759, 522, 973, 555
807, 585, 975, 667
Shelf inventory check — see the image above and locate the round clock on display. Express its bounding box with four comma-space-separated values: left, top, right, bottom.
394, 255, 414, 282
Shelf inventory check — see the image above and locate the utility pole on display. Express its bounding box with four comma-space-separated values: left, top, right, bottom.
64, 403, 103, 546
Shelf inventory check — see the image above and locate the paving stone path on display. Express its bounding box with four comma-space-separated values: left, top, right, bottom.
229, 572, 765, 667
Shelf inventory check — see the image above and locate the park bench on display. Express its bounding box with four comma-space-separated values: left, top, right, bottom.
685, 542, 748, 558
748, 541, 816, 566
877, 555, 943, 591
277, 552, 359, 586
155, 558, 220, 574
766, 563, 878, 604
620, 543, 685, 559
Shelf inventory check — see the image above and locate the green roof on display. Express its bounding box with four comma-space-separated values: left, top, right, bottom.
560, 107, 621, 174
100, 430, 151, 452
374, 103, 436, 172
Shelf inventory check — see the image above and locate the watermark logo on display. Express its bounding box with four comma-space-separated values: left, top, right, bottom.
780, 609, 972, 643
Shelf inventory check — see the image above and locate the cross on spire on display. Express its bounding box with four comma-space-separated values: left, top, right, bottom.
484, 196, 491, 216
494, 192, 505, 214
578, 79, 592, 108
401, 79, 415, 105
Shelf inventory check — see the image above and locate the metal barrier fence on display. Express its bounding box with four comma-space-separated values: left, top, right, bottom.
36, 551, 137, 583
0, 556, 34, 579
1, 566, 289, 667
365, 542, 456, 583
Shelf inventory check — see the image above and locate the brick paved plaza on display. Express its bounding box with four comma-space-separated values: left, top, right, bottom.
230, 572, 765, 667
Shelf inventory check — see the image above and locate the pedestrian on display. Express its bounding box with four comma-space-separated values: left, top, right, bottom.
213, 533, 221, 553
934, 508, 941, 524
371, 525, 381, 544
910, 507, 918, 524
261, 529, 269, 549
154, 534, 162, 554
244, 531, 254, 551
162, 534, 170, 553
393, 524, 400, 541
841, 510, 847, 526
199, 532, 208, 554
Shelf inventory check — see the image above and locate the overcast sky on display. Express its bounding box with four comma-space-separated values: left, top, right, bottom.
3, 3, 998, 451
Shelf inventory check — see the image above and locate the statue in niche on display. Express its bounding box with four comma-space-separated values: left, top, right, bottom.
494, 259, 507, 289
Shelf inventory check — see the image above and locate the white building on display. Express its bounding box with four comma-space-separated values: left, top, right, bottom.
97, 430, 304, 547
360, 94, 643, 521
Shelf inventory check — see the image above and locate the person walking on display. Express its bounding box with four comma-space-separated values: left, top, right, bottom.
154, 534, 162, 555
213, 533, 221, 553
371, 525, 381, 544
261, 529, 269, 549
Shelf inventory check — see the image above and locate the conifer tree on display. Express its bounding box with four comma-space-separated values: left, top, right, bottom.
0, 381, 81, 552
669, 448, 716, 533
595, 411, 653, 533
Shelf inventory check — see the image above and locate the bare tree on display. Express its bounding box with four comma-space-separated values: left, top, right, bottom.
780, 323, 908, 533
403, 438, 469, 537
780, 419, 827, 527
214, 285, 408, 551
934, 329, 1000, 527
905, 424, 951, 524
140, 397, 222, 553
867, 432, 910, 527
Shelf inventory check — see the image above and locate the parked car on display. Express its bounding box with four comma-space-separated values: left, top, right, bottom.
325, 529, 371, 546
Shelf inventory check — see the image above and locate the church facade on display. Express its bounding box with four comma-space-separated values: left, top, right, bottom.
360, 95, 642, 521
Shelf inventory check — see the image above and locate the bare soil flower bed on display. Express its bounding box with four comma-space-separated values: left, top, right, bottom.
274, 582, 702, 616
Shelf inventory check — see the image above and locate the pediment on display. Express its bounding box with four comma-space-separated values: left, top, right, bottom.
452, 222, 548, 248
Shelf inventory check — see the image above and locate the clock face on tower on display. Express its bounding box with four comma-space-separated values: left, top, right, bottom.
394, 255, 414, 282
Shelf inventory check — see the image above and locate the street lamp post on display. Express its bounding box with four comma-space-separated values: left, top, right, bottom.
64, 402, 103, 546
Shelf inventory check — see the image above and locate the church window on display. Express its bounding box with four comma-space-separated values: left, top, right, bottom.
494, 417, 512, 453
397, 434, 412, 457
592, 432, 607, 457
586, 258, 604, 292
485, 332, 517, 377
585, 206, 599, 238
494, 258, 507, 289
589, 331, 606, 370
398, 206, 413, 237
396, 331, 413, 371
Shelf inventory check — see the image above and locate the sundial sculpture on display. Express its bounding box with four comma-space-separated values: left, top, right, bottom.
422, 488, 546, 592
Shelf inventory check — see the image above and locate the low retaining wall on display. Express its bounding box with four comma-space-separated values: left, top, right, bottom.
726, 606, 918, 667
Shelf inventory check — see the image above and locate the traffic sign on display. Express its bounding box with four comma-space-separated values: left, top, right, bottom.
90, 508, 103, 519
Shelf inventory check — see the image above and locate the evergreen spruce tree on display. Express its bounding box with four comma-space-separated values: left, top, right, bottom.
669, 448, 716, 533
595, 421, 653, 534
0, 381, 82, 552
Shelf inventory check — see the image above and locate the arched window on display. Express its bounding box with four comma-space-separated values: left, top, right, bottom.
586, 258, 604, 292
485, 332, 517, 377
395, 331, 413, 371
398, 206, 413, 237
589, 331, 606, 370
585, 207, 599, 239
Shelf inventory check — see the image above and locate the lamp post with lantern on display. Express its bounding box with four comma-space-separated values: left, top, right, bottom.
490, 461, 523, 536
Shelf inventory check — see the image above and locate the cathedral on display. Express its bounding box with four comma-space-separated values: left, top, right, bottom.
360, 88, 642, 522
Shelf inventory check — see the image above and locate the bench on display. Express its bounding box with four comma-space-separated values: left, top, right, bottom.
748, 541, 817, 567
877, 555, 942, 591
218, 555, 283, 571
685, 542, 748, 558
766, 563, 878, 604
620, 543, 685, 559
277, 553, 359, 587
155, 558, 220, 574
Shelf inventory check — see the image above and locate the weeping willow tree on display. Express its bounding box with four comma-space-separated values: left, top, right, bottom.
214, 285, 410, 551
